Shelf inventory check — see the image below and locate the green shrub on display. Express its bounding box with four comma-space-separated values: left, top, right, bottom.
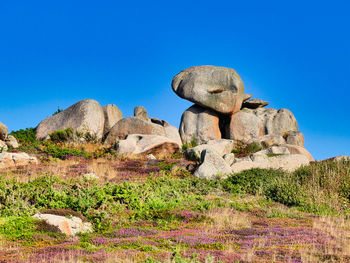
222, 168, 285, 195
182, 137, 198, 151
49, 128, 74, 142
42, 142, 91, 159
0, 217, 37, 241
0, 174, 219, 231
10, 127, 37, 144
52, 107, 63, 116
232, 141, 262, 157
9, 127, 41, 153
264, 177, 306, 207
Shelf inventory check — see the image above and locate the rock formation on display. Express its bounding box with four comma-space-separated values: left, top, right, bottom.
0, 121, 8, 141
36, 99, 105, 141
33, 213, 92, 236
172, 66, 245, 114
104, 110, 182, 147
0, 122, 19, 153
179, 105, 221, 144
0, 152, 38, 169
134, 106, 150, 121
172, 65, 313, 177
115, 134, 180, 156
102, 104, 123, 136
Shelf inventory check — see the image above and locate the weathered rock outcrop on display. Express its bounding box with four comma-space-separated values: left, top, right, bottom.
185, 139, 234, 161
194, 149, 232, 179
36, 99, 105, 141
229, 108, 298, 142
0, 152, 38, 169
179, 105, 221, 144
0, 122, 8, 141
5, 135, 19, 149
134, 106, 149, 121
102, 104, 123, 135
230, 151, 309, 173
242, 99, 269, 109
115, 134, 180, 156
104, 117, 166, 145
33, 213, 92, 236
172, 66, 245, 114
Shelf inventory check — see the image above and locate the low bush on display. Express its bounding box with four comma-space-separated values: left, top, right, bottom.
10, 127, 37, 144
0, 175, 218, 231
222, 168, 284, 195
232, 141, 262, 157
182, 137, 198, 151
49, 128, 74, 142
42, 142, 91, 159
223, 159, 350, 215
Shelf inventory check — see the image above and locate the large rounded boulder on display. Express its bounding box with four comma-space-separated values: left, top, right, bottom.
179, 104, 221, 144
102, 104, 123, 135
36, 99, 105, 141
104, 117, 166, 145
0, 121, 8, 141
229, 108, 299, 142
172, 66, 245, 114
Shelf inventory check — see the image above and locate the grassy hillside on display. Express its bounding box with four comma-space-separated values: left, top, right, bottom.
0, 137, 349, 262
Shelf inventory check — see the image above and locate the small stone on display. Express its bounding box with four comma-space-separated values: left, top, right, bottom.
243, 94, 253, 102
134, 106, 149, 121
5, 135, 19, 148
33, 213, 92, 236
242, 98, 269, 109
147, 154, 156, 160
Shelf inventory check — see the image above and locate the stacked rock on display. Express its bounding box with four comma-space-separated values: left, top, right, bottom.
172, 65, 305, 147
172, 65, 313, 178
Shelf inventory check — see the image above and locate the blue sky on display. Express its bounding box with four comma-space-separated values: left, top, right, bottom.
0, 0, 349, 160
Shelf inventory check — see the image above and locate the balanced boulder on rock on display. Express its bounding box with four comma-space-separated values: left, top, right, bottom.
172, 66, 245, 114
36, 99, 105, 141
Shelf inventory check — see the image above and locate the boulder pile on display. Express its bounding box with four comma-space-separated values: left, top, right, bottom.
35, 100, 182, 156
172, 65, 314, 178
0, 121, 38, 169
0, 121, 19, 151
7, 64, 315, 177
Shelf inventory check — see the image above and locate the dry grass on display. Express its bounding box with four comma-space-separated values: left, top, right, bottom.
300, 216, 350, 262
205, 207, 251, 231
